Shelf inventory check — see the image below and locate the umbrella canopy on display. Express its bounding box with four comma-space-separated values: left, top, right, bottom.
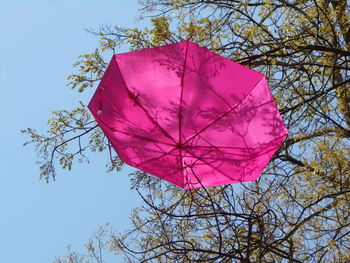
88, 40, 288, 189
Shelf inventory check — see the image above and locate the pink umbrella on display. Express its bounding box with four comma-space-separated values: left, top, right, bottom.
88, 40, 288, 189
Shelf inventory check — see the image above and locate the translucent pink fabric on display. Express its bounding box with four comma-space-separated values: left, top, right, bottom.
88, 40, 288, 189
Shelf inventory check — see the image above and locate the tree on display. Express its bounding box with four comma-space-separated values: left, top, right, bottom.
24, 0, 350, 262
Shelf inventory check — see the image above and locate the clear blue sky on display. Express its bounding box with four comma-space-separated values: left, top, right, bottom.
0, 1, 143, 262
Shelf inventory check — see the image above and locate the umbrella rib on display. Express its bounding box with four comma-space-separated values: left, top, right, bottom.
135, 146, 178, 167
183, 148, 236, 185
141, 158, 194, 189
185, 146, 275, 161
179, 40, 189, 188
179, 40, 189, 145
94, 114, 175, 147
183, 76, 265, 146
185, 133, 288, 151
113, 128, 174, 147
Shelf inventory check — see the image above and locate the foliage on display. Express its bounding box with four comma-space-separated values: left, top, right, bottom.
25, 0, 350, 262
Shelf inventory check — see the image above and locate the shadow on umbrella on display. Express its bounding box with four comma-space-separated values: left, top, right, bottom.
88, 40, 288, 189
